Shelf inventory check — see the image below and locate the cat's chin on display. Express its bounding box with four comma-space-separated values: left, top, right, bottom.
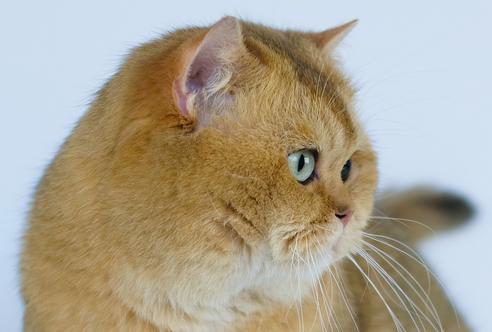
332, 231, 363, 260
310, 227, 360, 265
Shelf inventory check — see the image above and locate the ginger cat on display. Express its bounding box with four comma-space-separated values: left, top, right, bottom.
22, 17, 473, 331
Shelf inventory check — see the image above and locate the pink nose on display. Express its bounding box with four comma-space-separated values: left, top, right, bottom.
335, 209, 352, 226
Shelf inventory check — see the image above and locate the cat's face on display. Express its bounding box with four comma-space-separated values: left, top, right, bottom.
110, 17, 377, 315
177, 19, 377, 272
189, 79, 377, 268
197, 76, 376, 280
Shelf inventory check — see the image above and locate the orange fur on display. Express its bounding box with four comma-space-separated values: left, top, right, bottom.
21, 17, 470, 331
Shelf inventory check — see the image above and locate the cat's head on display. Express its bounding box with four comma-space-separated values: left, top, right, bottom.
109, 16, 377, 313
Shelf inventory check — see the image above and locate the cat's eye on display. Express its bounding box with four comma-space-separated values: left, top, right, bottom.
288, 149, 317, 184
341, 159, 352, 182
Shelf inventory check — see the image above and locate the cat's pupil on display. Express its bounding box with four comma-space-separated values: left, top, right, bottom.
298, 154, 305, 172
341, 159, 352, 182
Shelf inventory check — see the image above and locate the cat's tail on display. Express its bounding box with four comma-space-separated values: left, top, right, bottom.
372, 187, 475, 244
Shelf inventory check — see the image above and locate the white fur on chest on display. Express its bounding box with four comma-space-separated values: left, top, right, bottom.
171, 243, 330, 332
116, 242, 333, 332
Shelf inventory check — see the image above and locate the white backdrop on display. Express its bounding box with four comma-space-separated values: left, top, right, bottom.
1, 1, 491, 331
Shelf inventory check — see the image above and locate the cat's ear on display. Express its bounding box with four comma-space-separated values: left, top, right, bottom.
304, 19, 358, 55
173, 16, 245, 126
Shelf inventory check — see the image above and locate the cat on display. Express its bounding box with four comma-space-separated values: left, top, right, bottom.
21, 16, 473, 331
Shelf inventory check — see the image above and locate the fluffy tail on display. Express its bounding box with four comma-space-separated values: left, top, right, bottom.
373, 186, 475, 244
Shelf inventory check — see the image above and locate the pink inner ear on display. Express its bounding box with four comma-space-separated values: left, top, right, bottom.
186, 52, 218, 93
172, 78, 189, 117
172, 16, 242, 121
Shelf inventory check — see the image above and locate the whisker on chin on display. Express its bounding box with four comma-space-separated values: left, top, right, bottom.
364, 220, 461, 326
359, 249, 425, 331
312, 237, 341, 332
361, 229, 462, 328
332, 264, 360, 332
360, 240, 443, 330
365, 210, 463, 329
306, 246, 328, 332
356, 248, 436, 332
285, 210, 449, 331
348, 254, 406, 332
361, 232, 433, 289
294, 238, 305, 332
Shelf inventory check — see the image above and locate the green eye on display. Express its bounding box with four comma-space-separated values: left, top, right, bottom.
288, 149, 318, 184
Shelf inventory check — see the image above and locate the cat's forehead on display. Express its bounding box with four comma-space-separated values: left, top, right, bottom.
241, 22, 357, 140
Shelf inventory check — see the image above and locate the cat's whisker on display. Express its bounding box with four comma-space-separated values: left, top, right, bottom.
327, 266, 343, 332
362, 230, 443, 293
369, 215, 436, 234
358, 247, 447, 332
303, 245, 320, 330
313, 224, 336, 234
291, 239, 301, 332
361, 239, 443, 331
312, 225, 380, 331
294, 239, 306, 332
299, 239, 340, 331
359, 245, 430, 324
310, 236, 345, 332
311, 236, 341, 332
328, 267, 359, 332
363, 226, 463, 329
362, 232, 427, 265
285, 237, 298, 327
333, 264, 360, 332
302, 236, 332, 331
361, 232, 433, 290
306, 245, 328, 332
285, 237, 298, 322
356, 248, 425, 332
348, 253, 406, 332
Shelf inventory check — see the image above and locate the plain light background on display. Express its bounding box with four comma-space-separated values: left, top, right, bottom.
1, 1, 491, 331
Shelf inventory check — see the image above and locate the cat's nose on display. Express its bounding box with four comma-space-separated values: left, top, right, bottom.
335, 209, 352, 226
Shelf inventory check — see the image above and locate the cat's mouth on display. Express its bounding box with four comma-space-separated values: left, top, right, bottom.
296, 216, 364, 266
